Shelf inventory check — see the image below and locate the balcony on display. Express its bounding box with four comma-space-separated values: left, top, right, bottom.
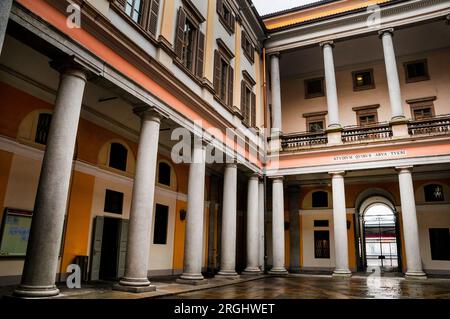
342, 123, 393, 144
408, 114, 450, 137
281, 131, 328, 151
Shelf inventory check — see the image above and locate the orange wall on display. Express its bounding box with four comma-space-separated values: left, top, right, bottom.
61, 171, 95, 272
0, 150, 13, 222
172, 199, 187, 271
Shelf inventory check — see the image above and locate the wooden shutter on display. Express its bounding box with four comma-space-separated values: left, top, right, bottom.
216, 0, 223, 15
241, 81, 246, 115
230, 14, 235, 33
174, 8, 186, 59
196, 31, 205, 78
251, 92, 256, 127
148, 0, 160, 36
116, 0, 126, 10
89, 216, 104, 281
227, 66, 234, 107
116, 219, 129, 279
213, 50, 221, 94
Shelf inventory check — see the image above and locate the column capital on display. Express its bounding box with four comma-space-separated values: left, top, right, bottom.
319, 40, 335, 48
225, 162, 237, 169
248, 173, 260, 180
329, 171, 345, 177
378, 27, 394, 38
270, 175, 284, 182
50, 56, 100, 80
396, 165, 413, 173
268, 52, 281, 59
133, 105, 166, 122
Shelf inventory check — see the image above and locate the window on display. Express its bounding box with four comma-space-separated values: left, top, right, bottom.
305, 77, 325, 99
314, 220, 329, 227
213, 40, 234, 108
407, 96, 436, 120
404, 59, 429, 83
352, 69, 374, 91
352, 105, 379, 126
424, 184, 445, 202
158, 162, 171, 186
119, 0, 160, 36
174, 6, 205, 78
303, 112, 326, 133
314, 230, 330, 259
241, 31, 254, 64
153, 204, 169, 244
109, 143, 128, 172
429, 228, 450, 260
312, 191, 328, 208
217, 0, 235, 34
241, 71, 256, 127
104, 189, 124, 215
35, 113, 52, 145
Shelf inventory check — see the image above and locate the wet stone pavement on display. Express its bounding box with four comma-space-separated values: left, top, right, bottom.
160, 275, 450, 299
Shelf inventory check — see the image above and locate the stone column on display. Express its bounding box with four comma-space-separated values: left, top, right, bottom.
288, 185, 301, 273
177, 139, 207, 285
0, 0, 13, 54
14, 62, 87, 297
258, 179, 265, 271
379, 28, 405, 123
216, 163, 239, 279
320, 41, 340, 129
397, 166, 426, 279
243, 174, 261, 275
330, 171, 351, 277
115, 106, 162, 293
269, 177, 288, 274
270, 53, 282, 133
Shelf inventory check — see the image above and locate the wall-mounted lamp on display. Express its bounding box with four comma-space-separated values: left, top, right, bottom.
179, 209, 187, 221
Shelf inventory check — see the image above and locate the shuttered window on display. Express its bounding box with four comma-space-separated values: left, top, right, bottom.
174, 7, 205, 78
217, 0, 235, 34
116, 0, 160, 36
241, 30, 255, 64
213, 49, 234, 108
240, 78, 256, 127
35, 113, 52, 145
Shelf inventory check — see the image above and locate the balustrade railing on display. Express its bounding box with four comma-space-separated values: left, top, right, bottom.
281, 131, 327, 151
342, 123, 392, 143
408, 114, 450, 136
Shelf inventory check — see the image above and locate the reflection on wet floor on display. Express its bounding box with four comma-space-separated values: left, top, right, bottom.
160, 276, 450, 299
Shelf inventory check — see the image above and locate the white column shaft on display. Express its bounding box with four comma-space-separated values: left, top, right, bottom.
15, 67, 87, 297
270, 178, 287, 274
244, 176, 261, 273
398, 167, 426, 277
381, 31, 404, 120
270, 54, 282, 132
331, 173, 351, 276
0, 0, 13, 54
218, 164, 238, 276
120, 110, 161, 287
322, 43, 340, 128
258, 180, 265, 271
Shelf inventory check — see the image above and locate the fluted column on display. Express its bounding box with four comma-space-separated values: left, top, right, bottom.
379, 29, 405, 121
330, 171, 351, 277
14, 62, 87, 297
288, 185, 301, 272
115, 106, 162, 293
269, 177, 288, 274
258, 179, 265, 271
270, 53, 282, 133
177, 139, 207, 285
216, 163, 239, 279
397, 166, 426, 279
243, 174, 261, 275
0, 0, 13, 54
320, 41, 340, 129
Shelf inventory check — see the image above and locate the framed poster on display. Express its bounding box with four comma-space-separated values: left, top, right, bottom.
0, 208, 33, 257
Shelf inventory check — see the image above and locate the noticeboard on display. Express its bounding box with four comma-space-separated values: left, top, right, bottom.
0, 208, 33, 257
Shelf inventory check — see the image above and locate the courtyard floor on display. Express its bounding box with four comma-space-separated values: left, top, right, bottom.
1, 273, 450, 299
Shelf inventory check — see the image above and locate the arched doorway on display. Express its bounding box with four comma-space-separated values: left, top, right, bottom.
362, 203, 398, 272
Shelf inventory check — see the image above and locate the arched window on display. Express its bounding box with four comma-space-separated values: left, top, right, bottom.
158, 162, 171, 186
109, 143, 128, 171
312, 191, 328, 208
424, 184, 444, 202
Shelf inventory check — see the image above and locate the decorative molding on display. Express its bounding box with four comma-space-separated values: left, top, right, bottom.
352, 104, 380, 112
303, 111, 328, 118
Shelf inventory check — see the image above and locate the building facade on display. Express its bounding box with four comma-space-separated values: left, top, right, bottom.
0, 0, 449, 297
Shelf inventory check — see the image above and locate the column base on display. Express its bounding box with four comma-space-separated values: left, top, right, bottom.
215, 271, 240, 280
405, 271, 427, 280
332, 269, 352, 277
268, 267, 288, 275
177, 273, 208, 285
114, 277, 156, 293
242, 267, 262, 275
13, 284, 60, 298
